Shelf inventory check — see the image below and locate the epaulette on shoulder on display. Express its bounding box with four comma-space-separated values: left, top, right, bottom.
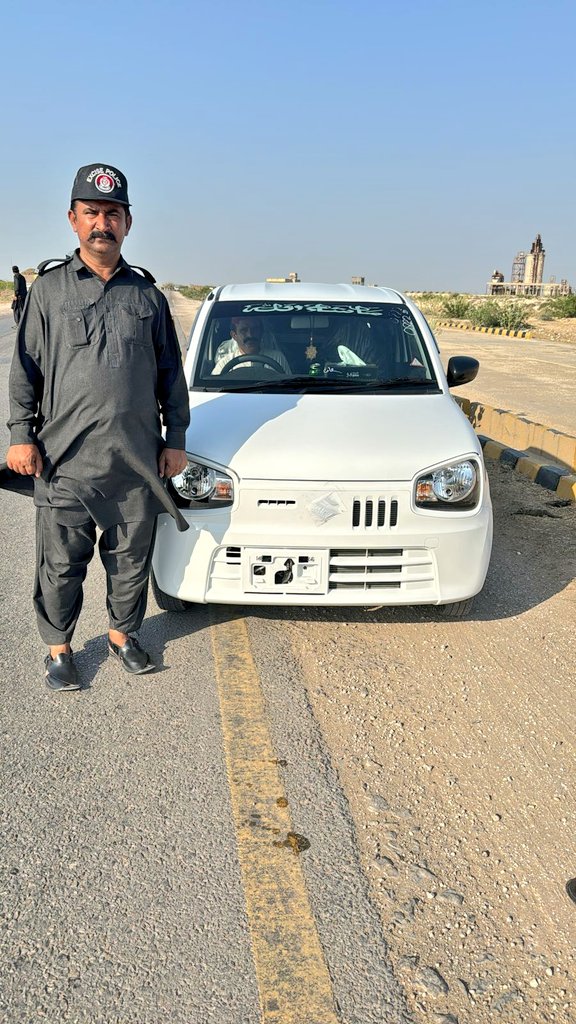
37, 257, 73, 276
130, 265, 156, 284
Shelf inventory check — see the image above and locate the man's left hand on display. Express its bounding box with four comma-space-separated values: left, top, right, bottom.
159, 448, 188, 478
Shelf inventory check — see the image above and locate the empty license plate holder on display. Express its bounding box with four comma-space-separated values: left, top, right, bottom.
242, 548, 329, 594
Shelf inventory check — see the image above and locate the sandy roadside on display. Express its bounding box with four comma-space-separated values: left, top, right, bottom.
252, 462, 576, 1024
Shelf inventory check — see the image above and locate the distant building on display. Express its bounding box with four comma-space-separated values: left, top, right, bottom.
524, 233, 545, 286
487, 234, 571, 296
351, 276, 365, 286
511, 251, 526, 283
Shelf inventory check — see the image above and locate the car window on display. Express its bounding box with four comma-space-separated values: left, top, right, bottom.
191, 301, 438, 391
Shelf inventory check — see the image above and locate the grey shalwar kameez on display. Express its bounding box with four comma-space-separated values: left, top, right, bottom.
8, 251, 190, 644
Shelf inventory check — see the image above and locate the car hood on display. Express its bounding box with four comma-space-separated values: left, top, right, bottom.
186, 392, 480, 481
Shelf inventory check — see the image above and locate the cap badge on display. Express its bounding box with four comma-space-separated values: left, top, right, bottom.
95, 172, 115, 194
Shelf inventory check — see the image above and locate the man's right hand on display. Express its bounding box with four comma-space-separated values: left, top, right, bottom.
6, 444, 43, 477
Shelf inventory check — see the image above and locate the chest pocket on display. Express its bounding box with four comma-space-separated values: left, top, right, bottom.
61, 303, 95, 348
117, 302, 154, 347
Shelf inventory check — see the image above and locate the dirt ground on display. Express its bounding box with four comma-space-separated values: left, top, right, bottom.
256, 460, 576, 1024
528, 317, 576, 345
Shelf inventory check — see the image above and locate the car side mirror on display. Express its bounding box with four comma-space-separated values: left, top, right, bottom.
446, 355, 479, 388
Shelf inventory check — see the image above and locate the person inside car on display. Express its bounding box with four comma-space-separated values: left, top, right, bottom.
212, 316, 290, 374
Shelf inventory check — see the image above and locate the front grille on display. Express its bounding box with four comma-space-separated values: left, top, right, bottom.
352, 498, 398, 530
225, 546, 241, 563
328, 547, 434, 591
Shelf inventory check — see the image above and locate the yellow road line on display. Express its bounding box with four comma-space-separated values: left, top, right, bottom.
210, 614, 339, 1024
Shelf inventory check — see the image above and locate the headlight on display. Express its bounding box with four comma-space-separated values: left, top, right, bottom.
171, 460, 234, 507
415, 460, 479, 509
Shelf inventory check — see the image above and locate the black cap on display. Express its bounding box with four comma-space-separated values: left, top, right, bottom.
70, 163, 130, 207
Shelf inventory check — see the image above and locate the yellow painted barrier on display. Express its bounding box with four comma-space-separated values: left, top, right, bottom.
482, 439, 507, 461
557, 475, 576, 501
436, 321, 533, 339
457, 400, 576, 473
516, 457, 543, 481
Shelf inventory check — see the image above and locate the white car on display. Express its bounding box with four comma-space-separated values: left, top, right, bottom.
152, 283, 492, 616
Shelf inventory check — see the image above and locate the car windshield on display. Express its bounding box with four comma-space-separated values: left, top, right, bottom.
191, 300, 439, 392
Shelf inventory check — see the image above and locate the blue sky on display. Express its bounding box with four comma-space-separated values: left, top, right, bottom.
2, 0, 575, 292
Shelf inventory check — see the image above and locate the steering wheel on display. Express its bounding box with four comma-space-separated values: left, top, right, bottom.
220, 353, 286, 374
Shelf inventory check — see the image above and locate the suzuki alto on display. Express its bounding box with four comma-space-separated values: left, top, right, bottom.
152, 282, 492, 616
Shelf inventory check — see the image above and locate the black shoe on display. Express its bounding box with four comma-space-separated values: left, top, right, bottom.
108, 636, 154, 674
44, 652, 80, 691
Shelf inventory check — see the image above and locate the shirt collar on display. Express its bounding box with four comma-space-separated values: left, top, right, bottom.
71, 249, 131, 279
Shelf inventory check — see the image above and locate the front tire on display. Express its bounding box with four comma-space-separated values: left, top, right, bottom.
151, 571, 194, 612
435, 597, 475, 618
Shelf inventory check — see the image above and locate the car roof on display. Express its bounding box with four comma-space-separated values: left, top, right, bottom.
211, 282, 406, 304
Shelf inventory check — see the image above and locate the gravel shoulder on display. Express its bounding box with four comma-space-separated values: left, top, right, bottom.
249, 462, 576, 1024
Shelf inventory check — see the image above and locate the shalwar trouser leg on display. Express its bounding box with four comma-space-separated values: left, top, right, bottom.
34, 507, 156, 645
99, 520, 156, 635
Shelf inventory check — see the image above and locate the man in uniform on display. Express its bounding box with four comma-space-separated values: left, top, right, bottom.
6, 163, 190, 691
12, 265, 27, 325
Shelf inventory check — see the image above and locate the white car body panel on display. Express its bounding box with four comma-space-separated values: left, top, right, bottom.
153, 283, 493, 608
172, 391, 478, 482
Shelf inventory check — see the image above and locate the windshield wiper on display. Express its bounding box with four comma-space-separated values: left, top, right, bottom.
210, 375, 438, 392
369, 377, 439, 389
194, 375, 439, 393
209, 375, 321, 392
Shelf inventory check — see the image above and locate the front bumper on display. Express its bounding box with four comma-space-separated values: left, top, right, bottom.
152, 479, 492, 607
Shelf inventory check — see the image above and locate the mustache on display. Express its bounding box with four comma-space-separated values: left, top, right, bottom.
88, 229, 117, 242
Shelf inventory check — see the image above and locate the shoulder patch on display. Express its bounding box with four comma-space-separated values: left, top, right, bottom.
130, 265, 156, 284
37, 257, 73, 276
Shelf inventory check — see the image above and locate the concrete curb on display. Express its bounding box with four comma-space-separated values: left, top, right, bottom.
437, 320, 533, 339
477, 436, 576, 500
454, 397, 576, 473
453, 396, 576, 499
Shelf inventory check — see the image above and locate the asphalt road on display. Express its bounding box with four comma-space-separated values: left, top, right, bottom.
1, 303, 575, 1024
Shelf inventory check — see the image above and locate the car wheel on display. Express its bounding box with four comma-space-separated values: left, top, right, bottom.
435, 597, 475, 618
151, 571, 194, 612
